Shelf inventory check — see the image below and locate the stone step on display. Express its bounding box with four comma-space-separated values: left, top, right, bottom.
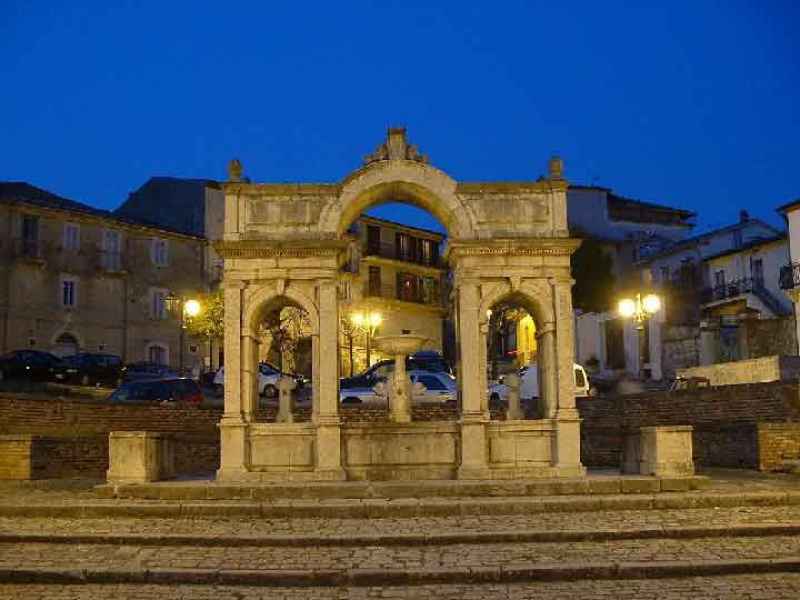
96, 475, 710, 501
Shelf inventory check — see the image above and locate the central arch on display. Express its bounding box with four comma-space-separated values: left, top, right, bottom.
319, 160, 477, 239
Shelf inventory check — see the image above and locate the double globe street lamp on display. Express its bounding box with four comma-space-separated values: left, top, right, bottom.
618, 292, 662, 379
165, 292, 202, 374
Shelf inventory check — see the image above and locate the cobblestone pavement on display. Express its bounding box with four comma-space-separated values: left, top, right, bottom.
2, 505, 800, 537
2, 575, 800, 600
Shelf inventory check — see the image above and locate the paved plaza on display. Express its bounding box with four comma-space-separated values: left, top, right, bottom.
0, 470, 797, 598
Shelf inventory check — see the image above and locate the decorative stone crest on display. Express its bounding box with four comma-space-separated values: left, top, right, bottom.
548, 155, 564, 180
363, 127, 428, 165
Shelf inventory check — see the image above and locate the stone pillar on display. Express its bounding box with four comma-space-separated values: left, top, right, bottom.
107, 432, 175, 484
505, 373, 524, 420
639, 426, 695, 477
314, 280, 344, 479
537, 324, 557, 419
390, 352, 412, 423
218, 282, 248, 480
276, 375, 297, 423
457, 281, 489, 478
550, 280, 585, 477
241, 332, 259, 419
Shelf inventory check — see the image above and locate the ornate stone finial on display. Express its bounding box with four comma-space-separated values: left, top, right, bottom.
363, 127, 429, 165
548, 155, 564, 180
228, 158, 243, 182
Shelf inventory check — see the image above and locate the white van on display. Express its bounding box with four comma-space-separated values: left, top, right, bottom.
489, 362, 591, 402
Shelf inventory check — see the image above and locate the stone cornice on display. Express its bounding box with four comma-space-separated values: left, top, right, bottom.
447, 237, 582, 258
214, 239, 349, 259
223, 182, 340, 196
457, 180, 568, 194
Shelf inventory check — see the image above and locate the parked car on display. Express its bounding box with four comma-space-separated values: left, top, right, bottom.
107, 377, 203, 406
488, 362, 591, 402
52, 353, 124, 387
122, 361, 179, 382
339, 369, 456, 405
340, 352, 454, 389
0, 349, 62, 382
213, 362, 305, 398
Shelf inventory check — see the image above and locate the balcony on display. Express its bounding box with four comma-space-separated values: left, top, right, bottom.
10, 238, 46, 264
364, 283, 442, 307
364, 241, 441, 268
780, 263, 800, 290
701, 277, 765, 304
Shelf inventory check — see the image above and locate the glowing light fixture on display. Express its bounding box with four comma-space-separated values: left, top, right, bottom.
184, 299, 202, 318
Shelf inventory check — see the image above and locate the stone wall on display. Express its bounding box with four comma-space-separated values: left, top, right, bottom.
661, 324, 701, 379
743, 317, 798, 358
578, 381, 800, 470
757, 423, 800, 471
676, 355, 800, 387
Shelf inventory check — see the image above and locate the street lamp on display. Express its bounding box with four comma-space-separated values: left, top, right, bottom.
166, 292, 202, 374
351, 310, 382, 368
618, 292, 661, 379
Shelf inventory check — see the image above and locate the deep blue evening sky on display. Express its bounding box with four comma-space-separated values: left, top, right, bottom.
1, 1, 797, 234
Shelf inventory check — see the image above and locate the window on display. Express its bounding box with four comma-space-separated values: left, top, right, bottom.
752, 258, 764, 286
714, 270, 726, 288
61, 278, 77, 307
368, 266, 381, 296
421, 277, 439, 304
151, 238, 169, 266
21, 215, 39, 257
366, 225, 381, 255
416, 374, 447, 391
659, 266, 670, 283
421, 239, 437, 265
150, 288, 167, 319
63, 223, 80, 251
397, 272, 418, 302
147, 344, 168, 366
102, 229, 122, 271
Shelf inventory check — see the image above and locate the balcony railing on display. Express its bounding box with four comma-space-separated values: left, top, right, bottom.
364, 283, 442, 306
700, 277, 765, 304
780, 263, 800, 290
364, 241, 441, 268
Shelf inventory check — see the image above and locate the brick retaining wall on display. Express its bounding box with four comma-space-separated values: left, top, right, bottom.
578, 382, 800, 470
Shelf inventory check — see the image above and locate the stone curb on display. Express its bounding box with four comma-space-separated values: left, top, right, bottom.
1, 558, 799, 586
2, 523, 799, 548
0, 491, 799, 519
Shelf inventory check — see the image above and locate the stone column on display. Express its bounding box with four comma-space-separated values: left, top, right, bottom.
550, 279, 585, 477
457, 281, 489, 478
314, 280, 344, 479
390, 352, 412, 423
276, 375, 297, 423
241, 331, 259, 420
311, 332, 320, 421
217, 282, 248, 480
537, 324, 557, 419
505, 373, 524, 420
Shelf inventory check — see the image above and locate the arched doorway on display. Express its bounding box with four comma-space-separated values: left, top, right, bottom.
215, 128, 585, 481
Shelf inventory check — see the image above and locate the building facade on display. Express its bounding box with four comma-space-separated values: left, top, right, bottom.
0, 182, 207, 370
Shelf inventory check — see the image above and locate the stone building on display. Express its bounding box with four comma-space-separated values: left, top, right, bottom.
0, 182, 207, 369
341, 215, 447, 372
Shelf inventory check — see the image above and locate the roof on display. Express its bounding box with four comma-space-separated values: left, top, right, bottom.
777, 198, 800, 215
702, 234, 787, 262
638, 217, 784, 263
568, 184, 696, 220
0, 181, 204, 240
356, 214, 446, 239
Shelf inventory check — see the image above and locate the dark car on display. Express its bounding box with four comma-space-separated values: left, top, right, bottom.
340, 351, 452, 389
0, 350, 62, 382
107, 378, 203, 406
52, 353, 124, 387
123, 361, 179, 382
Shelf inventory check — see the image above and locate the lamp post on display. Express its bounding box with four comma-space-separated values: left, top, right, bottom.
166, 293, 201, 374
351, 310, 382, 369
618, 292, 661, 379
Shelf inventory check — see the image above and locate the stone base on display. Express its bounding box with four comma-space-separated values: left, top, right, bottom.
106, 431, 174, 484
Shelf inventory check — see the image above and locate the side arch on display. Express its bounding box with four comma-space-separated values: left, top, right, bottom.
243, 282, 320, 336
319, 160, 476, 238
478, 280, 555, 327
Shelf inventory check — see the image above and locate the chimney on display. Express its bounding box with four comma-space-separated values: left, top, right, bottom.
739, 210, 750, 223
